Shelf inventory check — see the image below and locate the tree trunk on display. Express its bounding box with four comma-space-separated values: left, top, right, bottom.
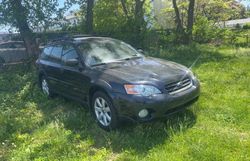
172, 0, 186, 43
134, 0, 146, 47
186, 0, 195, 44
120, 0, 129, 19
172, 0, 195, 44
172, 0, 184, 33
86, 0, 94, 34
11, 0, 39, 61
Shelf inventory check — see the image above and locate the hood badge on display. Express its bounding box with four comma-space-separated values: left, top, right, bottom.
177, 81, 183, 87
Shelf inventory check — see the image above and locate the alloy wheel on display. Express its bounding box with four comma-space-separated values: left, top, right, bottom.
41, 79, 49, 96
94, 97, 112, 126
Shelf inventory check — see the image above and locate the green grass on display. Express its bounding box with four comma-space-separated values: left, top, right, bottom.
0, 44, 249, 161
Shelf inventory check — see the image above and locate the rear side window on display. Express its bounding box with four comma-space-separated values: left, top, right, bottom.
41, 46, 53, 59
50, 46, 63, 63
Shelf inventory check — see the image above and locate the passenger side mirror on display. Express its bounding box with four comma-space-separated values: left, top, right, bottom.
137, 49, 144, 54
65, 58, 79, 66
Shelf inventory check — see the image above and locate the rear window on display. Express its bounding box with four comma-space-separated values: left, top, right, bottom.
41, 46, 53, 59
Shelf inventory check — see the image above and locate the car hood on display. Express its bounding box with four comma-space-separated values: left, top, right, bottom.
94, 57, 190, 84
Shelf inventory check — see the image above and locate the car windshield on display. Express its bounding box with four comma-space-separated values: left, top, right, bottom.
77, 38, 142, 66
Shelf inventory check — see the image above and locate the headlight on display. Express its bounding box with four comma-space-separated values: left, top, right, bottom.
124, 84, 161, 96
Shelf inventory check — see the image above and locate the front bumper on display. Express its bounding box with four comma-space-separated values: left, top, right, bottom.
112, 80, 200, 122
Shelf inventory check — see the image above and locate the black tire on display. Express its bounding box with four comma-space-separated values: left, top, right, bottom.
40, 76, 54, 97
0, 57, 5, 70
91, 91, 119, 131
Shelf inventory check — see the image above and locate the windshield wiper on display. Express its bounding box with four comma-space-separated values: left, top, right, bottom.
91, 60, 124, 67
91, 63, 107, 67
122, 55, 143, 61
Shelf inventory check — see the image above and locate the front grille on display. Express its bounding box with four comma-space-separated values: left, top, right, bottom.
165, 77, 192, 94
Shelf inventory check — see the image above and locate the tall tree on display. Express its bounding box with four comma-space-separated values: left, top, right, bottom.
187, 0, 195, 43
0, 0, 63, 59
86, 0, 94, 34
172, 0, 184, 33
172, 0, 195, 44
119, 0, 148, 46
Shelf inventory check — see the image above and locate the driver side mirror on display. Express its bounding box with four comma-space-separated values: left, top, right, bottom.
65, 58, 79, 66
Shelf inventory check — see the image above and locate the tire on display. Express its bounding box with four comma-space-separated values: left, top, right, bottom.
91, 91, 119, 131
40, 76, 53, 97
0, 57, 5, 70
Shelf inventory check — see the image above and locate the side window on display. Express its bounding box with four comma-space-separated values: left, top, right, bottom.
41, 46, 53, 60
62, 45, 79, 65
0, 43, 9, 48
50, 45, 63, 62
14, 43, 25, 48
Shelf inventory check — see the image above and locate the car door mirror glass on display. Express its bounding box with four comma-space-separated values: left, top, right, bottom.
65, 59, 79, 66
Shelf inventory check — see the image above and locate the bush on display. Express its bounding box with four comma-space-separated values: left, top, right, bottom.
243, 23, 250, 29
193, 16, 219, 43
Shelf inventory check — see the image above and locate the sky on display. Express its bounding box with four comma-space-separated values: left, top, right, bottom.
1, 0, 250, 33
59, 0, 79, 14
240, 0, 250, 7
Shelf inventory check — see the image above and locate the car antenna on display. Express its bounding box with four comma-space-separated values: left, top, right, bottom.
188, 54, 202, 70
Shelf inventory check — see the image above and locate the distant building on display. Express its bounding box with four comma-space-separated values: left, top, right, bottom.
34, 11, 81, 32
219, 18, 250, 28
64, 13, 80, 26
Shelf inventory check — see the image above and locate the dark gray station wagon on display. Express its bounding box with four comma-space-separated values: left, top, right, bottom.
36, 37, 200, 130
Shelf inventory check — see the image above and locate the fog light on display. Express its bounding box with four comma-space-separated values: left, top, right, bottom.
138, 109, 149, 118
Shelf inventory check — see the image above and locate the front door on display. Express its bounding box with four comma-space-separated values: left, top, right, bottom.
60, 44, 90, 102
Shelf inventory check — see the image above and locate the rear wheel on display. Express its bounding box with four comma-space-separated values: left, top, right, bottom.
0, 57, 5, 70
92, 91, 119, 131
40, 76, 53, 97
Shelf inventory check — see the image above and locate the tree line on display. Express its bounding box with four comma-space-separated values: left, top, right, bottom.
0, 0, 248, 60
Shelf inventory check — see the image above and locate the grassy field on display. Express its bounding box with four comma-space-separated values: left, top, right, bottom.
0, 44, 249, 161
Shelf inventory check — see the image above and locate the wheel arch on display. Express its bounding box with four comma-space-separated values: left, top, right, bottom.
38, 71, 47, 88
88, 85, 112, 108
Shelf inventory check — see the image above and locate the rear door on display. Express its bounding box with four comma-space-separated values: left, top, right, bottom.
45, 44, 63, 93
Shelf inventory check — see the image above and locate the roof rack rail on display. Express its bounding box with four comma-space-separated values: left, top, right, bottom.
71, 34, 91, 38
49, 34, 93, 43
49, 36, 73, 43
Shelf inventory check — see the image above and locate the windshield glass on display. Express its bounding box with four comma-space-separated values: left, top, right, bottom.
77, 38, 142, 66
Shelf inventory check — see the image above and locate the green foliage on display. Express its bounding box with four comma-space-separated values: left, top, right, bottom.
0, 45, 250, 160
196, 0, 246, 22
235, 23, 242, 29
243, 23, 250, 29
93, 0, 151, 48
0, 0, 66, 31
193, 16, 218, 43
93, 0, 127, 35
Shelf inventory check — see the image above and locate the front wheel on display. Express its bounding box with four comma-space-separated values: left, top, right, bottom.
92, 91, 119, 131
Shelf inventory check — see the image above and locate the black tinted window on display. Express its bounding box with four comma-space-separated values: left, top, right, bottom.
41, 46, 53, 59
50, 46, 63, 62
0, 43, 10, 48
